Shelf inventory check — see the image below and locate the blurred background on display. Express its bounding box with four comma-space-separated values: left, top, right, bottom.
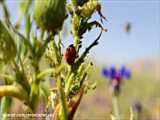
75, 1, 160, 119
0, 0, 160, 119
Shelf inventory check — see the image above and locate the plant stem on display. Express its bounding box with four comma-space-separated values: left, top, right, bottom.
0, 96, 12, 120
36, 68, 54, 80
112, 96, 121, 120
57, 76, 68, 120
65, 73, 74, 96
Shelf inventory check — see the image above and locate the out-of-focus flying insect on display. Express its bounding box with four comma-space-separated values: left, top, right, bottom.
124, 22, 132, 34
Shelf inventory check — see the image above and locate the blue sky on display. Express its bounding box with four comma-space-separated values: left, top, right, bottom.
93, 0, 160, 64
1, 0, 160, 64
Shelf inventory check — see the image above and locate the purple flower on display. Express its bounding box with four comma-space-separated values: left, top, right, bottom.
102, 66, 132, 96
109, 66, 117, 79
124, 70, 131, 79
102, 68, 109, 78
120, 66, 131, 79
102, 66, 117, 80
102, 66, 131, 80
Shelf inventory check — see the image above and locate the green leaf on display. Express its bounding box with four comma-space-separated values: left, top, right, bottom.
19, 0, 32, 16
25, 14, 32, 40
1, 1, 10, 26
0, 20, 17, 63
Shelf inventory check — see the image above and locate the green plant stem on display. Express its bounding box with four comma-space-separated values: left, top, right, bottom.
36, 68, 54, 80
112, 96, 121, 120
65, 73, 74, 96
74, 30, 102, 70
0, 85, 28, 103
135, 112, 140, 120
129, 107, 134, 120
57, 76, 68, 120
29, 83, 39, 111
0, 96, 12, 120
37, 65, 64, 80
129, 107, 141, 120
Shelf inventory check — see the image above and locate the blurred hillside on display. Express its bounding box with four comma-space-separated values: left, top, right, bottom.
129, 57, 160, 81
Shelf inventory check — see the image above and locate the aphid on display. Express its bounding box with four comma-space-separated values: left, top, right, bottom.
64, 44, 78, 65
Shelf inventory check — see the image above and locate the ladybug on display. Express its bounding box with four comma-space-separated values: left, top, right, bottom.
64, 44, 78, 65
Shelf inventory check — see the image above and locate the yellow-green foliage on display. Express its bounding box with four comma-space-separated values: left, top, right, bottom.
0, 21, 16, 62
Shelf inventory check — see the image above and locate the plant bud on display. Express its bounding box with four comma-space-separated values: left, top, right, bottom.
34, 0, 66, 33
79, 0, 99, 19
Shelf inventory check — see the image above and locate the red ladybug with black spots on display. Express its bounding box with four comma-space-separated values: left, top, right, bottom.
64, 44, 78, 65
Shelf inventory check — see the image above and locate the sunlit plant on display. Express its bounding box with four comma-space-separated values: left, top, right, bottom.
0, 0, 106, 120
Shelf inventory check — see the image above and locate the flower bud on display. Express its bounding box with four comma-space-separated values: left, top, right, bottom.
34, 0, 66, 34
78, 0, 99, 19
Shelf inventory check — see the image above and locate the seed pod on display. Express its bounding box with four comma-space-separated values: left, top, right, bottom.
34, 0, 66, 33
0, 21, 16, 62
